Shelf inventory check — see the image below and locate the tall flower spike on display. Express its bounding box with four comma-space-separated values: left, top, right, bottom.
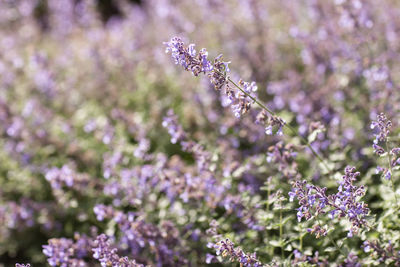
212, 238, 264, 267
164, 37, 279, 127
370, 113, 392, 145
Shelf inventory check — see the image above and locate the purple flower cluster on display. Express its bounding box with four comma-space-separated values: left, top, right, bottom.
162, 109, 187, 144
289, 166, 369, 237
42, 235, 90, 267
210, 238, 264, 267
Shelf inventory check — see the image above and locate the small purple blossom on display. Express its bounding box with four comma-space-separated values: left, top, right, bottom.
164, 37, 286, 130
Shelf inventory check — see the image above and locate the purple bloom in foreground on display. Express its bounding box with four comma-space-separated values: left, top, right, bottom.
211, 238, 264, 266
290, 166, 369, 237
370, 113, 391, 145
92, 234, 144, 267
164, 37, 285, 134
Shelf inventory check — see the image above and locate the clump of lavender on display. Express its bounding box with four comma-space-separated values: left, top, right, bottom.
164, 37, 285, 134
362, 240, 400, 266
289, 166, 370, 237
371, 113, 392, 146
92, 234, 144, 267
370, 113, 393, 176
370, 113, 399, 206
42, 234, 90, 267
15, 264, 31, 267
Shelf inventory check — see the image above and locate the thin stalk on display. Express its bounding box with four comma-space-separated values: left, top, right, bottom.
385, 141, 399, 207
300, 234, 303, 251
266, 179, 271, 212
279, 199, 284, 259
226, 76, 331, 172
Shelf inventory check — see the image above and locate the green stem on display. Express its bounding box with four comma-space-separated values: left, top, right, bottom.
385, 141, 399, 208
226, 77, 331, 172
279, 199, 284, 259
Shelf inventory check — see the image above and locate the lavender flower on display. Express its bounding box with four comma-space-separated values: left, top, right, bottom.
93, 205, 187, 266
162, 109, 186, 144
370, 113, 392, 145
212, 238, 264, 267
290, 167, 370, 237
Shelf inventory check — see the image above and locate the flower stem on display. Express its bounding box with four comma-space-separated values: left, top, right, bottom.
385, 141, 399, 208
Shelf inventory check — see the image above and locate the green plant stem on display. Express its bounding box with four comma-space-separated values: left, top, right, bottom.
226, 77, 331, 172
315, 217, 345, 255
300, 234, 303, 251
385, 141, 399, 208
279, 199, 284, 259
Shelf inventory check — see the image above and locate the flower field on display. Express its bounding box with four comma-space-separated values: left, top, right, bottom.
1, 0, 400, 266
